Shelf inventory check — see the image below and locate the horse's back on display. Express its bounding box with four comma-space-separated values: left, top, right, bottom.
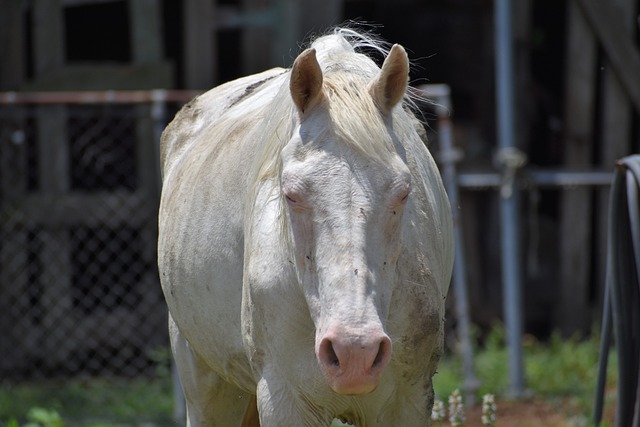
160, 67, 287, 178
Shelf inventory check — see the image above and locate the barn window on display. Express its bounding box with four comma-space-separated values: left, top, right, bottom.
64, 1, 131, 63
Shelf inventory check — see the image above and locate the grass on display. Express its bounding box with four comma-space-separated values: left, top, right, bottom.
433, 324, 618, 423
0, 325, 617, 426
0, 377, 174, 427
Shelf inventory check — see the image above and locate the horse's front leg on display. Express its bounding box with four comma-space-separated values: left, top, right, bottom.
255, 367, 333, 426
170, 315, 253, 427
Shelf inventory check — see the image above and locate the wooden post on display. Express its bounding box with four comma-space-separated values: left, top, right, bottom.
184, 0, 216, 88
0, 0, 25, 89
574, 0, 640, 116
31, 0, 77, 367
37, 105, 76, 367
0, 0, 28, 373
0, 107, 31, 370
557, 0, 597, 336
242, 0, 272, 73
33, 0, 64, 77
272, 0, 299, 67
129, 0, 167, 350
594, 0, 635, 313
129, 0, 163, 64
129, 0, 164, 202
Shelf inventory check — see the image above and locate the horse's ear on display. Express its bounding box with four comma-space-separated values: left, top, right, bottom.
370, 44, 409, 115
290, 48, 323, 114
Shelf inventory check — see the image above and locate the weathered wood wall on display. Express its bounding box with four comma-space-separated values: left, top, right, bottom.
557, 0, 640, 335
182, 0, 342, 89
0, 0, 171, 376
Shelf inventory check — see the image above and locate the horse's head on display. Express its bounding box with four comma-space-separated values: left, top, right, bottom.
281, 43, 414, 395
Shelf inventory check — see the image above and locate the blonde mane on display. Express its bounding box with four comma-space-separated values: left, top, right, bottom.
249, 28, 422, 190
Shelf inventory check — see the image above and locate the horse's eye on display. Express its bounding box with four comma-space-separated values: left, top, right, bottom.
285, 194, 297, 204
395, 186, 411, 206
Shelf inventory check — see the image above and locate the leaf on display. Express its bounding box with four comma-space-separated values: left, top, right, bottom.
26, 407, 64, 427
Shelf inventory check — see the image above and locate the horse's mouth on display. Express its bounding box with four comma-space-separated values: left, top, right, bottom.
335, 414, 356, 426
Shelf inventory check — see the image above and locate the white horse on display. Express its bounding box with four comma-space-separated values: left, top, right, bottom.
158, 28, 454, 426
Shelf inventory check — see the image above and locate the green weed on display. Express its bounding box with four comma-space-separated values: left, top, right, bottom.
433, 323, 617, 421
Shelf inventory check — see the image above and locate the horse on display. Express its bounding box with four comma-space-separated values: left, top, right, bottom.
158, 28, 454, 426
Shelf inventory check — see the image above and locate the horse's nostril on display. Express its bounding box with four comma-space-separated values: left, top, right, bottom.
372, 337, 391, 368
373, 347, 383, 367
327, 344, 339, 367
320, 338, 340, 368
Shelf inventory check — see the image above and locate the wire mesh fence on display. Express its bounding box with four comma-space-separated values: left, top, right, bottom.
0, 92, 196, 383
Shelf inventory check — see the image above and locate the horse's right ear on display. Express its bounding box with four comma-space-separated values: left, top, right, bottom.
290, 48, 323, 114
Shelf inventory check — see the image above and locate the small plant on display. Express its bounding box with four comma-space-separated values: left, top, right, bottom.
431, 399, 445, 423
4, 407, 65, 427
24, 407, 64, 427
430, 391, 497, 426
481, 394, 496, 427
448, 389, 465, 426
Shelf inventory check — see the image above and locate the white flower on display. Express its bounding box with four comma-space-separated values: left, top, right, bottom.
448, 389, 465, 426
481, 394, 496, 426
431, 399, 445, 421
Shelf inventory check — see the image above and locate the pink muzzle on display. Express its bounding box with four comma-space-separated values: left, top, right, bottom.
316, 325, 392, 395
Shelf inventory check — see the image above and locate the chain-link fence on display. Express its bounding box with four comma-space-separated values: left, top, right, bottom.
0, 92, 196, 383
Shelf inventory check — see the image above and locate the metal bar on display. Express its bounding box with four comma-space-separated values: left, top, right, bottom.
429, 85, 480, 405
0, 90, 200, 105
457, 170, 613, 189
495, 0, 525, 397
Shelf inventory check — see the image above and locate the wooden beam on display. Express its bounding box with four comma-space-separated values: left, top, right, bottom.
0, 0, 26, 89
574, 0, 640, 115
0, 89, 199, 105
184, 0, 216, 88
33, 0, 64, 77
271, 0, 299, 67
2, 192, 156, 228
595, 0, 636, 318
22, 63, 173, 91
63, 0, 122, 6
128, 0, 163, 64
0, 227, 31, 373
557, 0, 597, 336
241, 0, 272, 75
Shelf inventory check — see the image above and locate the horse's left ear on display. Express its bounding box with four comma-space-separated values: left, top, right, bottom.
370, 44, 409, 115
290, 48, 323, 114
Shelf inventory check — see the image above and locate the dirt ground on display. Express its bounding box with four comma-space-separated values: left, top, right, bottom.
461, 397, 614, 427
463, 398, 567, 427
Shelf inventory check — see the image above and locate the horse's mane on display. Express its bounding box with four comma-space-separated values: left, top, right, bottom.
250, 27, 422, 187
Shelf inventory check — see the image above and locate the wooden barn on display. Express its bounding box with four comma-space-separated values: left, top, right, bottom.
0, 0, 638, 379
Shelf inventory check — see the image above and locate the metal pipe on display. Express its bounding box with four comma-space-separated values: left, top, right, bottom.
429, 84, 480, 405
457, 170, 613, 189
0, 90, 200, 105
495, 0, 525, 397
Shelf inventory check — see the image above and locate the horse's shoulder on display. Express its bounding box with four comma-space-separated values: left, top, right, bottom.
160, 67, 287, 177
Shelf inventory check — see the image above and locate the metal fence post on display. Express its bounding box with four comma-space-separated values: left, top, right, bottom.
422, 84, 480, 405
494, 0, 526, 397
